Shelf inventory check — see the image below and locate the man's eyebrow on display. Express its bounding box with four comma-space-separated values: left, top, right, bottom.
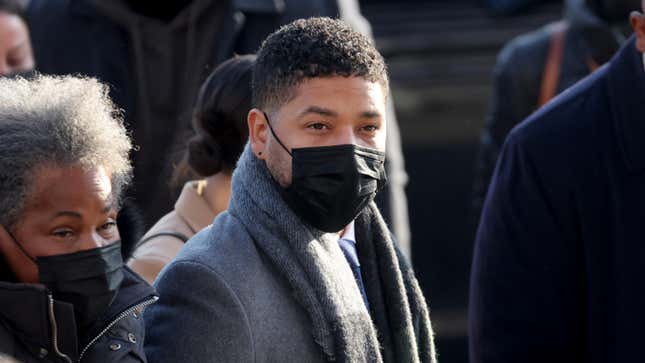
359, 110, 382, 119
50, 211, 82, 221
297, 106, 338, 119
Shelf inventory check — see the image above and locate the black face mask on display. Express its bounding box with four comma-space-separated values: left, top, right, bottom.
264, 113, 387, 232
7, 232, 124, 329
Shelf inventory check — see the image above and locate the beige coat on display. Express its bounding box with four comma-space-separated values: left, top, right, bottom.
127, 181, 215, 284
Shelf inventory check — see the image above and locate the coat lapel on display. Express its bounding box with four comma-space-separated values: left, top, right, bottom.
607, 36, 645, 173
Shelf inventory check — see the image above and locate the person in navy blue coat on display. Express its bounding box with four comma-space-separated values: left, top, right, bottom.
469, 4, 645, 361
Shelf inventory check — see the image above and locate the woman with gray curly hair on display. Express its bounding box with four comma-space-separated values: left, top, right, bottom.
0, 75, 157, 362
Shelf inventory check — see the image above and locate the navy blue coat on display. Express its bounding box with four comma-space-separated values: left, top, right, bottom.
472, 0, 625, 217
470, 36, 645, 362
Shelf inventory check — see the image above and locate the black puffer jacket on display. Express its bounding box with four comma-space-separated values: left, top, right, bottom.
0, 266, 157, 363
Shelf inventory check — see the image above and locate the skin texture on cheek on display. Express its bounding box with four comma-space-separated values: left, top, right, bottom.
0, 226, 38, 283
265, 135, 292, 187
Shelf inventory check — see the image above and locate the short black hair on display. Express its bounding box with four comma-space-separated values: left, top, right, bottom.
252, 17, 388, 112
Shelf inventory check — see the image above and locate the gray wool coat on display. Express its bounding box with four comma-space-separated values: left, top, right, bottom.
144, 146, 434, 362
143, 219, 325, 362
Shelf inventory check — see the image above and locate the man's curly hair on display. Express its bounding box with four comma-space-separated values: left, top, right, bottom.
252, 17, 389, 112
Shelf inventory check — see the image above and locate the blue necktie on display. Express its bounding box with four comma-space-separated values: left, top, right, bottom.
338, 237, 370, 312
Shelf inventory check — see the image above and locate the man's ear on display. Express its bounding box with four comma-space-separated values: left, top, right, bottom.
248, 108, 268, 160
631, 11, 645, 52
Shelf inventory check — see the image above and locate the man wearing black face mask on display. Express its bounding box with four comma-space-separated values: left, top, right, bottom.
144, 17, 436, 363
0, 75, 157, 363
25, 0, 414, 263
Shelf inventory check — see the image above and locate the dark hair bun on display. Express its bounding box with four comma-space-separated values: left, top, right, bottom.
187, 134, 223, 177
174, 55, 255, 182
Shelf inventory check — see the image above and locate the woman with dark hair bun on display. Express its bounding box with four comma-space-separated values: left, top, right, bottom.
128, 55, 255, 284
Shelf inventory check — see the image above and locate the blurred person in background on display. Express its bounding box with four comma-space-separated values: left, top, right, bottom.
470, 2, 645, 361
0, 75, 157, 362
24, 0, 412, 262
128, 55, 254, 284
144, 18, 434, 362
0, 0, 33, 76
473, 0, 641, 217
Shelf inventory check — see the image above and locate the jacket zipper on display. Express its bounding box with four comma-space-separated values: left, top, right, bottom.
77, 296, 158, 362
47, 294, 73, 363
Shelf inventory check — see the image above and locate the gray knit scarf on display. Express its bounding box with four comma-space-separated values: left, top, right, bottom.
228, 145, 436, 363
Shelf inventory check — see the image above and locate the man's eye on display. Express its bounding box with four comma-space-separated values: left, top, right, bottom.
362, 125, 379, 132
307, 123, 328, 130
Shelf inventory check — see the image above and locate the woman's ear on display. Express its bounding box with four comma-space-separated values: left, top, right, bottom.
248, 108, 268, 160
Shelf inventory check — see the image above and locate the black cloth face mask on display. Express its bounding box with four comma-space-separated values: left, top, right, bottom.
264, 112, 387, 232
7, 232, 124, 330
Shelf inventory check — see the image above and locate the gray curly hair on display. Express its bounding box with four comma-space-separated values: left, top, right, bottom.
0, 74, 133, 227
